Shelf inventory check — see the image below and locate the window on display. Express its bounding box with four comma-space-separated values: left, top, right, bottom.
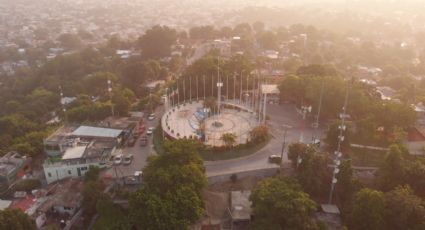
68, 170, 72, 175
48, 172, 52, 177
80, 167, 88, 171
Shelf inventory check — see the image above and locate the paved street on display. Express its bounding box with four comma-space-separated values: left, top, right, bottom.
205, 103, 326, 177
105, 106, 165, 178
187, 42, 210, 66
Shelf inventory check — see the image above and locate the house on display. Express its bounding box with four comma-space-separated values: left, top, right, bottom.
376, 86, 396, 101
229, 191, 252, 229
316, 204, 342, 230
0, 152, 31, 188
44, 125, 124, 157
10, 178, 84, 229
43, 140, 116, 184
38, 178, 84, 216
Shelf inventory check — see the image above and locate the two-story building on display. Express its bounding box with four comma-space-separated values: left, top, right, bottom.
43, 140, 117, 184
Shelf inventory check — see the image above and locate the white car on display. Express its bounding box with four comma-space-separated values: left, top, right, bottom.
123, 154, 133, 165
268, 155, 282, 163
148, 113, 156, 121
146, 127, 155, 135
113, 154, 123, 165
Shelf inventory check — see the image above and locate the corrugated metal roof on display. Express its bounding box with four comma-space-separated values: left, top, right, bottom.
71, 126, 123, 138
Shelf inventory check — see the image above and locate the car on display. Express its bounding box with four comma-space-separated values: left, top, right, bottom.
146, 127, 155, 135
113, 154, 123, 165
123, 154, 133, 165
127, 136, 137, 147
148, 113, 156, 121
268, 155, 282, 164
140, 136, 148, 146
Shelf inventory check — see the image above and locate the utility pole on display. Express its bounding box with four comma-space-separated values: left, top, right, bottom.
59, 86, 67, 124
328, 81, 350, 204
107, 80, 114, 116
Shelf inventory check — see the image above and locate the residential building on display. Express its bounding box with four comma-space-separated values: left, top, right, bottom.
44, 125, 124, 157
0, 152, 31, 188
43, 140, 116, 184
229, 191, 252, 229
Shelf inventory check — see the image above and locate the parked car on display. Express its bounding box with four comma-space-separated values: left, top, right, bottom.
146, 127, 155, 135
140, 136, 148, 146
148, 113, 156, 121
127, 136, 137, 147
123, 154, 133, 165
114, 154, 123, 165
268, 155, 282, 164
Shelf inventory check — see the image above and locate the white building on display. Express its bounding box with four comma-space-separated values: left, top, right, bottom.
43, 141, 116, 184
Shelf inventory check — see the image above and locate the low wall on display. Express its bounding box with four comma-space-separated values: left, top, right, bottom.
207, 166, 280, 185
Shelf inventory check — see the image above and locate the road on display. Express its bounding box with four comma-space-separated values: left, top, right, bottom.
106, 103, 326, 179
205, 103, 326, 177
187, 42, 210, 66
106, 106, 165, 178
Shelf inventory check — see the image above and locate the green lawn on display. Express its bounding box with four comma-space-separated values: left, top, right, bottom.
349, 148, 387, 167
199, 137, 270, 161
153, 127, 270, 161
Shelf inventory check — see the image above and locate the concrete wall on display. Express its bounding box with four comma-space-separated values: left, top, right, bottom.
207, 166, 280, 185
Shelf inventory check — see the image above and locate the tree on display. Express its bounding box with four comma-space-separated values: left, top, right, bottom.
252, 21, 265, 34
249, 125, 269, 143
377, 144, 406, 191
82, 167, 104, 219
336, 159, 360, 208
220, 133, 237, 148
296, 147, 329, 196
287, 142, 308, 168
384, 186, 425, 230
257, 31, 278, 50
189, 26, 217, 40
93, 196, 131, 230
250, 177, 318, 230
325, 121, 352, 151
349, 188, 385, 230
138, 25, 177, 59
112, 90, 131, 116
58, 33, 82, 50
0, 208, 36, 230
129, 140, 206, 229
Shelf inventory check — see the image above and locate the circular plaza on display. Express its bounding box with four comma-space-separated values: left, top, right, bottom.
161, 100, 259, 147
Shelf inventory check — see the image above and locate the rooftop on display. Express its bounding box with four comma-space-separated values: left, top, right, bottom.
71, 126, 123, 139
44, 125, 78, 143
61, 146, 87, 160
230, 191, 252, 221
261, 84, 280, 94
321, 204, 340, 215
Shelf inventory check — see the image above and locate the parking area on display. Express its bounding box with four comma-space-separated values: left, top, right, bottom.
104, 106, 164, 179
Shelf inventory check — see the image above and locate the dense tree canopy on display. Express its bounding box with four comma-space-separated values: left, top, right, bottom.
349, 188, 385, 230
0, 208, 36, 230
139, 25, 177, 59
250, 177, 318, 230
129, 140, 206, 230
